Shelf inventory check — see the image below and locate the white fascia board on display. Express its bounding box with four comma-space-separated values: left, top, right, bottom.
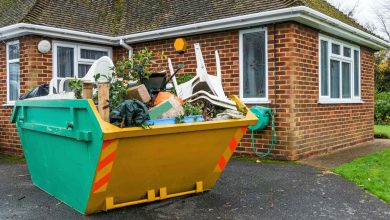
298, 7, 390, 50
0, 23, 118, 45
120, 7, 300, 43
121, 6, 389, 50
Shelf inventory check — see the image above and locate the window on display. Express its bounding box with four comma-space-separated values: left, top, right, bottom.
53, 41, 112, 85
319, 35, 361, 103
239, 28, 268, 103
6, 41, 20, 104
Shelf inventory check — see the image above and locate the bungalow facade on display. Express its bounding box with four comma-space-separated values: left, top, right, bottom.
0, 0, 389, 159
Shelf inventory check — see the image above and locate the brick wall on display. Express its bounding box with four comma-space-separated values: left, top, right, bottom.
0, 35, 53, 155
286, 23, 375, 159
121, 22, 374, 160
0, 22, 375, 159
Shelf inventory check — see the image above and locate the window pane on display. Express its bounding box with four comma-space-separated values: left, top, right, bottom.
242, 31, 266, 98
332, 44, 340, 55
8, 63, 20, 101
320, 40, 329, 96
342, 62, 351, 98
80, 49, 108, 60
8, 43, 19, 60
57, 46, 74, 78
330, 60, 340, 98
354, 50, 360, 96
343, 47, 351, 57
78, 64, 92, 78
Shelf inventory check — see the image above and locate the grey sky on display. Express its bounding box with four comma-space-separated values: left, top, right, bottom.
327, 0, 389, 39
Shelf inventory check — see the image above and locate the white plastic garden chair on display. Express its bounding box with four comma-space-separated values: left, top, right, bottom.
168, 58, 200, 100
193, 43, 227, 100
49, 56, 114, 94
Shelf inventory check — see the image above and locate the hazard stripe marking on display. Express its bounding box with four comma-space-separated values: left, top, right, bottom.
228, 138, 237, 152
218, 156, 227, 170
214, 126, 248, 172
97, 150, 117, 171
92, 140, 118, 193
92, 172, 111, 193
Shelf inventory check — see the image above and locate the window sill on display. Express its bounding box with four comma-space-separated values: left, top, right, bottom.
318, 99, 364, 104
2, 103, 15, 107
242, 99, 272, 104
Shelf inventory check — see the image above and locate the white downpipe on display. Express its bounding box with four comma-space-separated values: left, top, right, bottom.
119, 38, 133, 59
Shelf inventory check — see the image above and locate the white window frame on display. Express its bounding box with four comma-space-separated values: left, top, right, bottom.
6, 40, 20, 105
318, 34, 362, 104
52, 41, 112, 80
239, 27, 269, 104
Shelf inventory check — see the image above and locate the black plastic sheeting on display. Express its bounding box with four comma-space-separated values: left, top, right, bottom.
110, 100, 150, 127
20, 84, 50, 100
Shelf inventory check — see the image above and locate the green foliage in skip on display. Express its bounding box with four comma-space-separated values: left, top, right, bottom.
175, 103, 203, 123
183, 102, 203, 116
68, 77, 82, 99
95, 48, 162, 109
333, 148, 390, 204
176, 73, 194, 85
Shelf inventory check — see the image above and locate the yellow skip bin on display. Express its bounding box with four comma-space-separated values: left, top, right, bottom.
11, 95, 257, 214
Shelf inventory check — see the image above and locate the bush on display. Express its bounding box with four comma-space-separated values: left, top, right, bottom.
375, 92, 390, 125
176, 73, 193, 85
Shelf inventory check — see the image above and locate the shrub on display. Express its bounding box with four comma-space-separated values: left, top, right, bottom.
375, 92, 390, 125
176, 73, 193, 85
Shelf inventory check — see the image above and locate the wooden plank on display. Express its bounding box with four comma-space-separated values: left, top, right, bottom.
98, 82, 110, 122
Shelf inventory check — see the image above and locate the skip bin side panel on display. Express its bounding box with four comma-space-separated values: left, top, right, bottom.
12, 100, 104, 214
85, 126, 243, 213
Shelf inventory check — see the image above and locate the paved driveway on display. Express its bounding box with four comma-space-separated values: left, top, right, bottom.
0, 159, 389, 220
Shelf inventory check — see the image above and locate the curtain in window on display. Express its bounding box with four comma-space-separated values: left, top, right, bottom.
80, 49, 108, 60
8, 63, 20, 101
78, 64, 92, 78
243, 31, 266, 98
320, 40, 329, 96
354, 50, 359, 96
330, 60, 340, 98
342, 62, 351, 98
8, 44, 19, 60
57, 46, 74, 78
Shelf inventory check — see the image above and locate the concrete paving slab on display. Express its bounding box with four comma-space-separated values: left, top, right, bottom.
300, 139, 390, 169
0, 159, 389, 220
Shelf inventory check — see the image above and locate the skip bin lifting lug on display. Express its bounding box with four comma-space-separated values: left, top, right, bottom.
104, 181, 204, 211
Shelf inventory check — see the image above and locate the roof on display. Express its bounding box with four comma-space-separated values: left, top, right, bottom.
0, 0, 374, 37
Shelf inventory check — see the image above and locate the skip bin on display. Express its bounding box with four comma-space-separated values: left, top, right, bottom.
10, 96, 257, 214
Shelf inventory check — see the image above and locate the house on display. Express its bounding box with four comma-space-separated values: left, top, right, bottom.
0, 0, 389, 160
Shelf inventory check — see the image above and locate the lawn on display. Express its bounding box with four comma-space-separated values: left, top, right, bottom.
333, 148, 390, 204
374, 125, 390, 138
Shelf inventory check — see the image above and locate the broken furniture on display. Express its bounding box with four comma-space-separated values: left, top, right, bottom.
168, 43, 236, 110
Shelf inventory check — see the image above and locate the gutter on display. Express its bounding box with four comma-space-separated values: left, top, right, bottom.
0, 6, 389, 50
0, 23, 118, 45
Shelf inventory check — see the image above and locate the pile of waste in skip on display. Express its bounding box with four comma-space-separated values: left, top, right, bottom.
21, 43, 246, 127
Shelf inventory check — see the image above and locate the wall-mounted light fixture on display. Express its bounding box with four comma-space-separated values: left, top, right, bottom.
37, 40, 51, 53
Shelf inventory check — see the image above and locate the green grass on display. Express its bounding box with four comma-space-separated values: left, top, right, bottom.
333, 148, 390, 204
374, 125, 390, 138
0, 154, 26, 164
